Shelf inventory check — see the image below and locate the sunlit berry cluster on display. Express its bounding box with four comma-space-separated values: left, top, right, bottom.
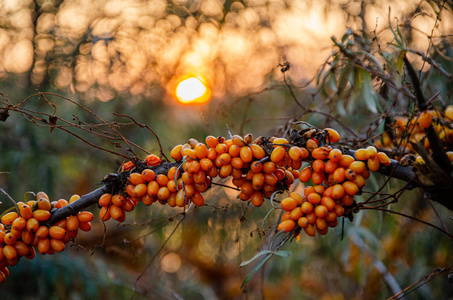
280, 145, 391, 237
100, 128, 391, 242
0, 192, 93, 283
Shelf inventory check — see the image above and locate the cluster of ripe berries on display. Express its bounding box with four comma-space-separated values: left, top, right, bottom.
376, 105, 453, 163
0, 192, 93, 283
279, 145, 391, 237
101, 128, 391, 240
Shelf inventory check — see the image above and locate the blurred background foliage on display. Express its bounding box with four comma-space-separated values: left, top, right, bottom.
0, 0, 452, 299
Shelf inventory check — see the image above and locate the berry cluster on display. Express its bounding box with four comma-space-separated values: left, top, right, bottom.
0, 192, 93, 283
280, 145, 391, 236
100, 128, 391, 241
0, 127, 395, 284
376, 105, 453, 162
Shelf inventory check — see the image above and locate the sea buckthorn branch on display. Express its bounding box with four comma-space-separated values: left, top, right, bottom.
1, 126, 453, 285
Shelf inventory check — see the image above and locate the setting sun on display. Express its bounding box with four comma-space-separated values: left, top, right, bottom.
175, 75, 211, 104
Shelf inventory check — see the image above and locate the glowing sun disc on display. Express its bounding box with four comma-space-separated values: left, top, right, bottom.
176, 76, 211, 104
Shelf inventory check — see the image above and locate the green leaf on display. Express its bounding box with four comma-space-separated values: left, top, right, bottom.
261, 207, 276, 228
240, 250, 274, 267
240, 254, 272, 289
272, 250, 291, 258
360, 70, 377, 114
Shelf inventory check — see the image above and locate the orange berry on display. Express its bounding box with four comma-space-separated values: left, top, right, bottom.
66, 216, 79, 233
182, 148, 197, 160
191, 192, 205, 207
252, 173, 264, 190
270, 147, 286, 163
333, 167, 346, 183
49, 226, 66, 240
26, 218, 39, 233
367, 157, 380, 172
250, 144, 266, 159
263, 161, 277, 174
314, 205, 328, 218
170, 145, 183, 161
110, 194, 124, 206
312, 159, 325, 173
232, 135, 246, 147
99, 193, 112, 207
311, 171, 324, 185
339, 155, 355, 168
288, 146, 304, 161
281, 197, 298, 211
36, 191, 49, 201
315, 218, 328, 231
228, 144, 241, 157
281, 212, 291, 222
349, 161, 366, 174
321, 196, 336, 211
418, 110, 432, 129
290, 207, 303, 220
50, 239, 65, 252
240, 146, 253, 163
14, 240, 29, 257
99, 207, 111, 221
365, 146, 377, 159
141, 169, 156, 182
78, 221, 92, 232
332, 184, 345, 200
77, 211, 94, 223
194, 143, 208, 159
326, 128, 341, 143
156, 174, 169, 187
4, 232, 16, 245
1, 212, 19, 226
145, 154, 162, 166
278, 219, 296, 233
343, 181, 359, 196
12, 217, 27, 231
334, 204, 345, 216
109, 205, 124, 221
312, 147, 329, 160
215, 143, 228, 154
37, 238, 50, 254
325, 160, 339, 174
328, 148, 342, 162
36, 226, 49, 239
289, 192, 304, 205
354, 149, 368, 161
304, 186, 315, 198
303, 224, 316, 236
206, 147, 217, 161
3, 245, 18, 260
299, 167, 312, 182
175, 189, 187, 207
19, 203, 33, 220
219, 164, 233, 178
298, 217, 309, 228
272, 137, 289, 147
129, 173, 145, 185
307, 193, 321, 205
250, 191, 264, 207
377, 152, 391, 166
301, 201, 313, 214
33, 210, 51, 222
206, 135, 219, 148
200, 158, 214, 172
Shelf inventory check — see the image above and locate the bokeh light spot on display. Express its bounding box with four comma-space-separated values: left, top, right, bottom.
176, 75, 211, 104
